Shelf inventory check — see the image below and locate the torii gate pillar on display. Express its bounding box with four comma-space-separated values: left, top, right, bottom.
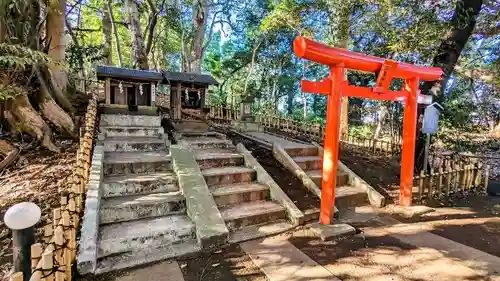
294, 36, 442, 225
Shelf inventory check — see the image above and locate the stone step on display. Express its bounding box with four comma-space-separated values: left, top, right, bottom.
220, 201, 286, 230
229, 220, 295, 244
103, 137, 166, 152
100, 126, 163, 137
97, 215, 195, 258
211, 182, 269, 206
95, 239, 200, 274
196, 151, 243, 170
202, 166, 256, 186
335, 184, 369, 209
186, 137, 234, 150
284, 146, 318, 157
293, 156, 322, 171
306, 169, 349, 187
100, 192, 185, 224
303, 207, 321, 222
102, 172, 178, 198
174, 120, 208, 133
103, 152, 171, 176
101, 114, 161, 127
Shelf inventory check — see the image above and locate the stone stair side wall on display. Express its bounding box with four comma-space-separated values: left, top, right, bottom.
170, 145, 229, 249
77, 145, 105, 274
272, 142, 340, 217
272, 143, 322, 198
236, 143, 305, 225
311, 141, 386, 208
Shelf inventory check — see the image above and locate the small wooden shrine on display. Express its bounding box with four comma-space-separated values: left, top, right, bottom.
96, 65, 162, 108
161, 71, 218, 120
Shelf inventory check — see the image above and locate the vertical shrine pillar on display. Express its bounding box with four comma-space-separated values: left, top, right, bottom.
399, 78, 419, 206
319, 65, 344, 224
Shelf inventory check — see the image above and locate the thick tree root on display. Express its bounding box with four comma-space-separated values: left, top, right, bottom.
5, 95, 60, 152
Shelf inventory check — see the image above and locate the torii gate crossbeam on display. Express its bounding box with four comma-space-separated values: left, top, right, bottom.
293, 36, 443, 225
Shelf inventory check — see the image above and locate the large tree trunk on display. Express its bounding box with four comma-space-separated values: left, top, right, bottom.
188, 0, 209, 73
46, 0, 75, 114
106, 0, 123, 67
5, 95, 59, 152
102, 0, 113, 65
126, 0, 149, 70
414, 0, 483, 171
326, 0, 350, 136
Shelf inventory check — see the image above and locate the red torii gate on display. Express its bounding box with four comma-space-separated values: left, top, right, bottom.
293, 36, 443, 225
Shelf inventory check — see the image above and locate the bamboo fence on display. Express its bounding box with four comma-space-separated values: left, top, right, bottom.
10, 96, 98, 281
207, 105, 492, 199
206, 106, 402, 155
414, 162, 490, 201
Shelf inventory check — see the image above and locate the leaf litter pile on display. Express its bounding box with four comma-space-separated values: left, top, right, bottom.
0, 141, 77, 280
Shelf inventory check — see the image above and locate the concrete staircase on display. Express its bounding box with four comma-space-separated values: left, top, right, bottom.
94, 114, 199, 274
276, 144, 369, 219
177, 132, 294, 242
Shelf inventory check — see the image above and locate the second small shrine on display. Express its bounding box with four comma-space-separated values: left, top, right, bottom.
161, 71, 219, 120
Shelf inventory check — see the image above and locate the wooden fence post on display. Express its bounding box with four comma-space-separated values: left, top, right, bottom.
54, 228, 64, 281
31, 243, 42, 273
52, 209, 61, 229
437, 167, 443, 198
459, 163, 466, 192
452, 162, 460, 194
429, 168, 435, 197
41, 251, 54, 281
418, 170, 425, 200
474, 163, 482, 188
484, 165, 490, 193
445, 163, 452, 196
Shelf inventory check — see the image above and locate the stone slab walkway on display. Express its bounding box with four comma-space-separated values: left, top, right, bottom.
240, 236, 342, 281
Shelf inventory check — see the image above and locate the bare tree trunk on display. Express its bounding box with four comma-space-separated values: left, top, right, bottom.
46, 0, 75, 114
243, 38, 263, 96
102, 0, 113, 65
125, 0, 149, 70
106, 0, 122, 67
145, 0, 164, 56
188, 0, 209, 72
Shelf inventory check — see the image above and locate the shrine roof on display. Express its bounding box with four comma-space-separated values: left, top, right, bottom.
161, 70, 219, 86
96, 66, 163, 81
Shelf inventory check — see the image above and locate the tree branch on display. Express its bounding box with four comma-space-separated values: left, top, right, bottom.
202, 9, 223, 52
145, 0, 167, 55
